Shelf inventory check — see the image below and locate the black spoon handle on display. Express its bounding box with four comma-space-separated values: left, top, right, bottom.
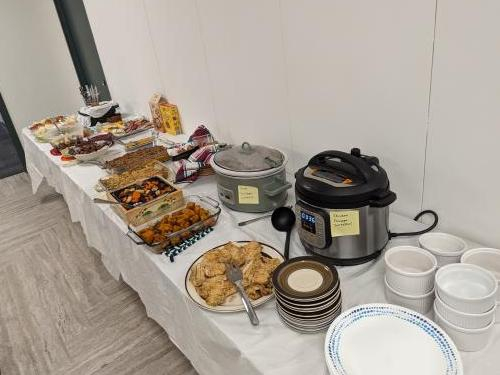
284, 230, 291, 260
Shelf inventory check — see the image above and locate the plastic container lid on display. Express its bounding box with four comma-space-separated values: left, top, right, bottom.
213, 142, 285, 176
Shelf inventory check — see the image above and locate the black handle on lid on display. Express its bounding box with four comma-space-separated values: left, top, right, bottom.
369, 191, 397, 207
308, 149, 376, 182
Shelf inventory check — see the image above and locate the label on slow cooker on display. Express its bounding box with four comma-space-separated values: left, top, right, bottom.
238, 185, 259, 204
330, 210, 360, 237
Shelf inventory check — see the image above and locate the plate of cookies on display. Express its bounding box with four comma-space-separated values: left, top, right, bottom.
185, 241, 284, 312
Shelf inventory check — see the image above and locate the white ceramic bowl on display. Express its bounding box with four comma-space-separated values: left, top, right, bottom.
461, 248, 500, 301
434, 292, 495, 329
434, 304, 494, 352
435, 263, 498, 314
384, 276, 434, 314
73, 145, 110, 162
385, 246, 437, 295
419, 232, 467, 267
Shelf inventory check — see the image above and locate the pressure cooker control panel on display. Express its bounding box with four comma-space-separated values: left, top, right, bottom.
295, 202, 332, 249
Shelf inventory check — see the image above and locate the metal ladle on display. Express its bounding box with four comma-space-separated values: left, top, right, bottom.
237, 205, 292, 227
271, 207, 296, 260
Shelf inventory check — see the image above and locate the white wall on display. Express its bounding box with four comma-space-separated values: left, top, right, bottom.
84, 0, 436, 217
83, 0, 500, 247
83, 0, 164, 121
423, 0, 500, 247
0, 0, 81, 138
280, 0, 436, 216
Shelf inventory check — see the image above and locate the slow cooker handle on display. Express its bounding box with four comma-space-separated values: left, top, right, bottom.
264, 181, 292, 197
308, 150, 375, 182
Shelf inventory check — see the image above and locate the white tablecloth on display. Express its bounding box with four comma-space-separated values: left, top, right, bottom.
22, 128, 499, 375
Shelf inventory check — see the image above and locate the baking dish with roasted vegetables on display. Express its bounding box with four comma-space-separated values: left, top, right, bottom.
106, 175, 184, 225
127, 195, 220, 253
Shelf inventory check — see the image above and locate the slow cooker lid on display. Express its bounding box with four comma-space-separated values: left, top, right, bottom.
295, 148, 395, 208
213, 142, 284, 173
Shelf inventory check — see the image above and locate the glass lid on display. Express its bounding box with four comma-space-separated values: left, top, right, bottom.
213, 142, 284, 172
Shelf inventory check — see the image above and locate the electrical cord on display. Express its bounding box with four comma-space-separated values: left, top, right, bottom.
389, 209, 439, 239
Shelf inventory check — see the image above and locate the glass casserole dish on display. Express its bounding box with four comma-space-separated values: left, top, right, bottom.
127, 195, 221, 253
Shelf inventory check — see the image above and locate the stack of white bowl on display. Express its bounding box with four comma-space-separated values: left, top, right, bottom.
419, 232, 468, 267
384, 246, 437, 314
461, 248, 500, 326
433, 263, 498, 351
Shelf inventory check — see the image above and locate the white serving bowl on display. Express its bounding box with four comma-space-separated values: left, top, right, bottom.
434, 304, 494, 352
435, 263, 498, 314
385, 246, 437, 295
73, 145, 110, 162
384, 276, 434, 314
434, 292, 495, 329
419, 232, 467, 267
461, 248, 500, 301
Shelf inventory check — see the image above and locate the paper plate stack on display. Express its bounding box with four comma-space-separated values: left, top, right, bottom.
272, 256, 342, 333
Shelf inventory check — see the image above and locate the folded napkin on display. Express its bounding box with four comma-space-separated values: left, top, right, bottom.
172, 144, 220, 182
170, 125, 220, 182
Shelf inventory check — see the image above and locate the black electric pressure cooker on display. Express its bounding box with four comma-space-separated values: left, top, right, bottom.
294, 148, 397, 265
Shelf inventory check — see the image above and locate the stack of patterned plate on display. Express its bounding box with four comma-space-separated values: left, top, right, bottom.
272, 256, 342, 333
325, 304, 463, 375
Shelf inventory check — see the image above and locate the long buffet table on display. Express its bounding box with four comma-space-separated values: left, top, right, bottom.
22, 128, 499, 375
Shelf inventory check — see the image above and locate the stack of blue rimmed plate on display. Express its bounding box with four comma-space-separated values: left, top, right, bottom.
272, 256, 342, 333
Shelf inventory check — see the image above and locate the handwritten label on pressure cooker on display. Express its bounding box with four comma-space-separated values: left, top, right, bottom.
238, 185, 259, 204
330, 210, 360, 237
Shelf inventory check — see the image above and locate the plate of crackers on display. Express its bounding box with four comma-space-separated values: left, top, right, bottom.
185, 241, 284, 312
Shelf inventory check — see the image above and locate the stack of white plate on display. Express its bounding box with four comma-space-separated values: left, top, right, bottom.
384, 246, 437, 314
433, 263, 497, 351
272, 256, 341, 333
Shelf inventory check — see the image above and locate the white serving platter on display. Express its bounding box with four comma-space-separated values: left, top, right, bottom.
185, 241, 284, 313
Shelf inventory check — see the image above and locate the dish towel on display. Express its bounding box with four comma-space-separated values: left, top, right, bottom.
165, 227, 214, 262
170, 125, 221, 182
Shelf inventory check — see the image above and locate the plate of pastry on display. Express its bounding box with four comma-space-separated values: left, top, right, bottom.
185, 241, 284, 312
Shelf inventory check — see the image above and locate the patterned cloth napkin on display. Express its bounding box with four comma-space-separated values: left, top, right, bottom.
170, 125, 221, 182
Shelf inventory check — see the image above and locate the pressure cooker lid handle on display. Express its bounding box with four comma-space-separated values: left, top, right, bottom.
308, 148, 375, 182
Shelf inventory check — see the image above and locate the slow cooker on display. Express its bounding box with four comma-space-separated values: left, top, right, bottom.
211, 142, 292, 213
294, 148, 397, 265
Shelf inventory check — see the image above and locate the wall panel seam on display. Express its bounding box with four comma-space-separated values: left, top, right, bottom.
420, 0, 440, 214
277, 0, 296, 171
141, 0, 167, 96
193, 0, 221, 136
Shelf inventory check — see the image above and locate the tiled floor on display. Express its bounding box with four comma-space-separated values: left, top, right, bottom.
0, 121, 24, 179
0, 173, 196, 375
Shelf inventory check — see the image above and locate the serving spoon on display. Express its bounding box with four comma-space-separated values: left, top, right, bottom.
271, 207, 296, 260
93, 197, 134, 209
237, 205, 292, 227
